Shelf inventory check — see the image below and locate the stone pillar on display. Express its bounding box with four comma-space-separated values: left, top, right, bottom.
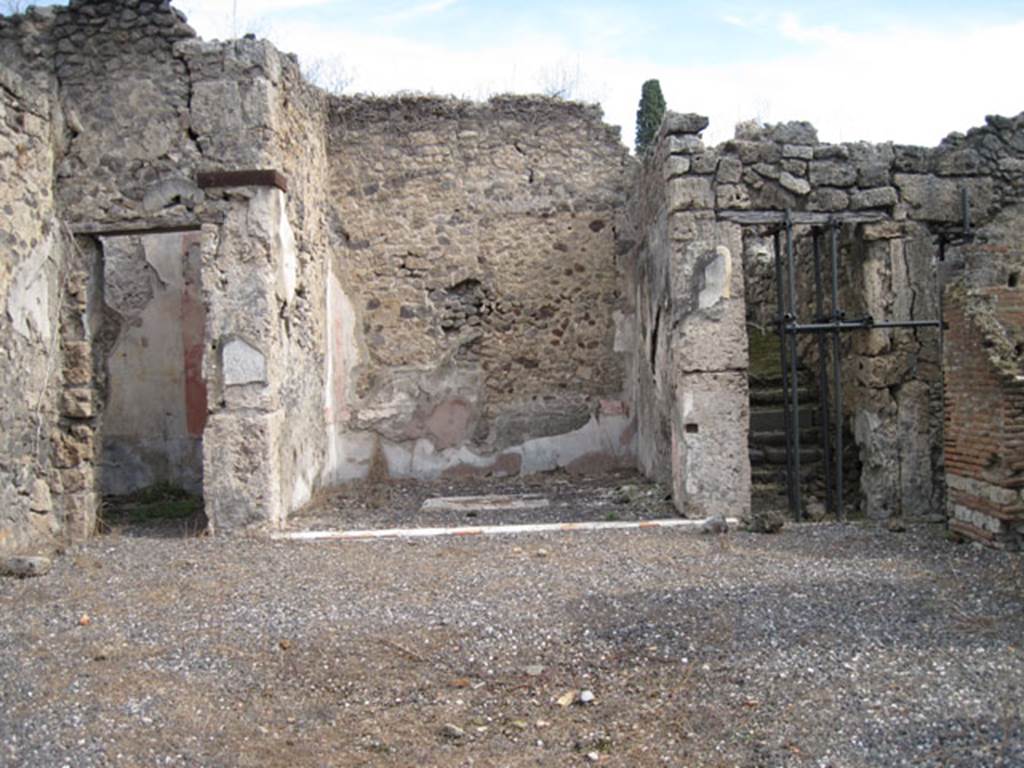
200, 184, 295, 533
56, 236, 104, 542
662, 115, 752, 519
669, 217, 752, 519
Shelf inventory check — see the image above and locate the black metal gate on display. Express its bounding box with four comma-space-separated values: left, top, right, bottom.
724, 208, 948, 521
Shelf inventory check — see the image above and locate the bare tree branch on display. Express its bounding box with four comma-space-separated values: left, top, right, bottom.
0, 0, 29, 16
301, 56, 353, 96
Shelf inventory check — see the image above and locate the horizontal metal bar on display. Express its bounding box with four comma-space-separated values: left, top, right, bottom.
74, 223, 202, 238
786, 319, 942, 333
718, 210, 888, 225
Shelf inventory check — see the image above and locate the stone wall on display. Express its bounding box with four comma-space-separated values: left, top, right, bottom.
637, 108, 1023, 523
0, 0, 201, 231
4, 0, 1024, 544
323, 95, 635, 481
0, 65, 67, 555
625, 114, 752, 518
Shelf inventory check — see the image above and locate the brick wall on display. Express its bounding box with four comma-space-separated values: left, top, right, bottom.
943, 283, 1024, 548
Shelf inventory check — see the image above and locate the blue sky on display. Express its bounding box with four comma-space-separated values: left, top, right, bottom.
14, 1, 1024, 148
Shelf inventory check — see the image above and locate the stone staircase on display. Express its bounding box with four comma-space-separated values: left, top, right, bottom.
747, 333, 858, 515
749, 368, 823, 508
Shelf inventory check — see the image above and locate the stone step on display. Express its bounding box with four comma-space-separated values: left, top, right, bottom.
750, 386, 819, 407
750, 445, 824, 466
750, 404, 820, 432
751, 482, 787, 498
749, 370, 817, 389
763, 445, 823, 465
752, 464, 821, 484
748, 428, 820, 448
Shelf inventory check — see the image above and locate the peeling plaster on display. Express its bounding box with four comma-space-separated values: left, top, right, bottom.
7, 230, 55, 341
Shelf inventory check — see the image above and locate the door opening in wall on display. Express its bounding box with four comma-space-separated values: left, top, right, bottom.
93, 230, 208, 535
766, 211, 942, 521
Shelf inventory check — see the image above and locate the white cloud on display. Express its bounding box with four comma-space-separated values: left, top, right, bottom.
721, 14, 749, 28
375, 0, 459, 25
777, 12, 845, 44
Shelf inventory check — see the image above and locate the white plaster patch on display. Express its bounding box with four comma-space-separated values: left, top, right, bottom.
698, 245, 732, 309
7, 231, 54, 341
519, 413, 633, 475
612, 310, 636, 353
421, 495, 549, 513
323, 430, 378, 484
324, 273, 361, 425
142, 232, 188, 289
223, 338, 267, 386
274, 517, 741, 542
273, 189, 298, 303
325, 411, 635, 483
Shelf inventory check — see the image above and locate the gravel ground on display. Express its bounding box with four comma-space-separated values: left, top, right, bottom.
1, 486, 1023, 767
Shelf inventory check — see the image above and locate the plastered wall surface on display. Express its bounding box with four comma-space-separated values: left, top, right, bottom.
99, 232, 206, 495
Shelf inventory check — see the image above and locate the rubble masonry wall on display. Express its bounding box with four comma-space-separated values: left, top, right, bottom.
0, 66, 67, 554
322, 95, 636, 481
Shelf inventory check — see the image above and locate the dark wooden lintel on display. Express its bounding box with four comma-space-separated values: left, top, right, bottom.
196, 169, 289, 193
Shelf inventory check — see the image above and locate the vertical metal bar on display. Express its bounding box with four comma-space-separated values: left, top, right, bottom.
812, 230, 834, 517
829, 220, 845, 521
961, 187, 971, 237
785, 210, 802, 520
773, 228, 796, 517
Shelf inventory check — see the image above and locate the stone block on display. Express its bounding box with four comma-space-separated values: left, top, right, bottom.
809, 161, 857, 187
850, 186, 898, 209
663, 155, 690, 178
893, 174, 994, 222
222, 337, 267, 386
768, 121, 818, 145
808, 187, 849, 212
60, 467, 93, 494
781, 159, 807, 177
666, 134, 703, 155
53, 429, 94, 468
715, 156, 743, 184
671, 371, 751, 520
898, 381, 938, 519
667, 177, 714, 212
62, 341, 93, 386
716, 184, 750, 210
779, 171, 811, 196
662, 112, 709, 136
782, 144, 814, 160
1, 556, 52, 578
857, 163, 891, 188
203, 410, 283, 533
853, 402, 900, 519
931, 148, 983, 176
60, 388, 94, 418
690, 153, 718, 174
29, 479, 52, 513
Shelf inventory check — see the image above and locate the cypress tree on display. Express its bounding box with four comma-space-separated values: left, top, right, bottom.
635, 79, 666, 155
